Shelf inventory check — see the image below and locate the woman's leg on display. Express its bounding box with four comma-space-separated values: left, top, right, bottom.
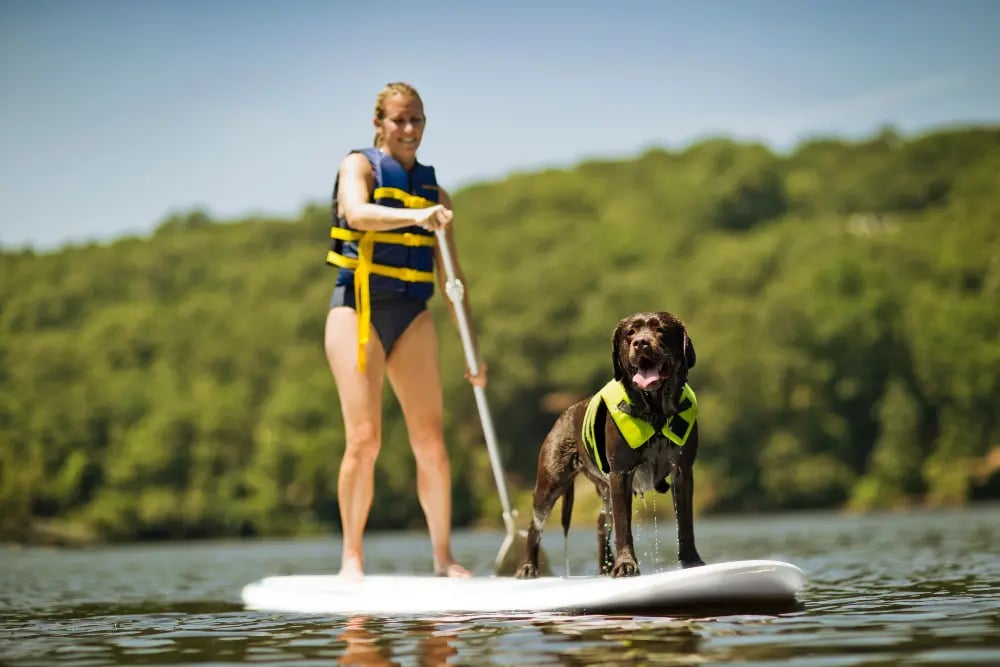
325, 306, 387, 578
386, 310, 471, 577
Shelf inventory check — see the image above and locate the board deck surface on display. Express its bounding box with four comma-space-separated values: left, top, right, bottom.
241, 559, 804, 615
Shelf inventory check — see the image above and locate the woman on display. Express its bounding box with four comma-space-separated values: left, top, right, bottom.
325, 82, 485, 578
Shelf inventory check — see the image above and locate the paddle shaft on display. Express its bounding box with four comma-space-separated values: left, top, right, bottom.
434, 229, 517, 537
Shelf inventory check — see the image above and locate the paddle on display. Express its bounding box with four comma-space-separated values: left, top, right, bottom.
434, 228, 550, 576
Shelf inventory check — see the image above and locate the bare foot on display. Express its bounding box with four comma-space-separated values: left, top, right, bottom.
339, 555, 364, 581
434, 562, 472, 578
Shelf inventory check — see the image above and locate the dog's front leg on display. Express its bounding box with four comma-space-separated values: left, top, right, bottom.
671, 462, 705, 568
608, 470, 640, 577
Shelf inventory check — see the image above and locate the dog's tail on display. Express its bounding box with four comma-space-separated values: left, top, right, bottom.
560, 481, 574, 538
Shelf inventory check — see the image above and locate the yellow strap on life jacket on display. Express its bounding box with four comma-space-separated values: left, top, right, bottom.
373, 187, 437, 210
329, 227, 437, 248
327, 226, 436, 372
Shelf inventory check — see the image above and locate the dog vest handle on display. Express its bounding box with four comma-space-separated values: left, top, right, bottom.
434, 230, 517, 537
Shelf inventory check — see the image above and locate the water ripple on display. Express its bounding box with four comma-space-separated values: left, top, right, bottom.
1, 504, 998, 666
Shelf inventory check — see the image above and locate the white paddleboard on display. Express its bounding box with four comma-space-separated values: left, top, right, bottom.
241, 560, 804, 615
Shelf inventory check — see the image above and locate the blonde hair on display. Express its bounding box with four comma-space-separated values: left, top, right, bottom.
372, 82, 423, 148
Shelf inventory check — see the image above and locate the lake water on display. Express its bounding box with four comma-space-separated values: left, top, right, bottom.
1, 504, 998, 666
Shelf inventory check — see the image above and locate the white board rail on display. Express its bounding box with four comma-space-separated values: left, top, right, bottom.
241, 560, 805, 615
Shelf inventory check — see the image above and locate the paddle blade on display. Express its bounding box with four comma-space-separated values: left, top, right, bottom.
494, 529, 552, 577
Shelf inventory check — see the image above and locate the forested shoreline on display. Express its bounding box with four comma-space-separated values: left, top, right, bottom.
2, 125, 998, 544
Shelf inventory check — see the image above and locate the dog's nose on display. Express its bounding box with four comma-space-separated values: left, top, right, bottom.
632, 338, 651, 352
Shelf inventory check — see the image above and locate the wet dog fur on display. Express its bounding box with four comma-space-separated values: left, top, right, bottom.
515, 311, 705, 578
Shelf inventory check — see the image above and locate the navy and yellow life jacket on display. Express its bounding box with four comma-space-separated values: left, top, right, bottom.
327, 148, 440, 370
581, 380, 698, 475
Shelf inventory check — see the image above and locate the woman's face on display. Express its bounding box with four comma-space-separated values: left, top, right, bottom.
376, 93, 425, 165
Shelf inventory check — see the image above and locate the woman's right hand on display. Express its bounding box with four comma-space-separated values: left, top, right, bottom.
417, 205, 453, 232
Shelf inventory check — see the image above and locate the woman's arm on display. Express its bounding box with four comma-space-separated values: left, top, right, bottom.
337, 152, 451, 231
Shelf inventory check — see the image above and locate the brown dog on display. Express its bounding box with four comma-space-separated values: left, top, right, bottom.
515, 312, 705, 578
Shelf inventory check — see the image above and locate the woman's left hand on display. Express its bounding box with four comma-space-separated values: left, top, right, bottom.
465, 359, 488, 388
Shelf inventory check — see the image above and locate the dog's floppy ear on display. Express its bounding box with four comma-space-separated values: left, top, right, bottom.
612, 319, 628, 381
683, 329, 696, 370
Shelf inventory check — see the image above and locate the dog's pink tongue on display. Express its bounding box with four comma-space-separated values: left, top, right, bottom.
632, 369, 660, 389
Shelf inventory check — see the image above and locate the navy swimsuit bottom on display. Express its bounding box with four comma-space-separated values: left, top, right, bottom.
330, 285, 428, 357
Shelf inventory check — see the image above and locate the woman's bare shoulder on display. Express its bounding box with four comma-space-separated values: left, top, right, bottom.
340, 150, 373, 175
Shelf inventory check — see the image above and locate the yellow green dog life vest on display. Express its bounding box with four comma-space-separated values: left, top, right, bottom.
582, 380, 698, 474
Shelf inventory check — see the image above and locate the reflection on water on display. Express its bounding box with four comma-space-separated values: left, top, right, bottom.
1, 505, 998, 666
337, 616, 459, 666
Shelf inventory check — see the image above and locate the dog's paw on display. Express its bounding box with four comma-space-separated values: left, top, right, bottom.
681, 558, 706, 569
654, 478, 671, 494
513, 562, 539, 579
610, 559, 640, 578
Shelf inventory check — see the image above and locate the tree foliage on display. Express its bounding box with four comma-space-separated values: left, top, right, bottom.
2, 126, 998, 543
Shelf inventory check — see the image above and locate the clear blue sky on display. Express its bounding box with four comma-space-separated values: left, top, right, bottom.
2, 0, 998, 249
